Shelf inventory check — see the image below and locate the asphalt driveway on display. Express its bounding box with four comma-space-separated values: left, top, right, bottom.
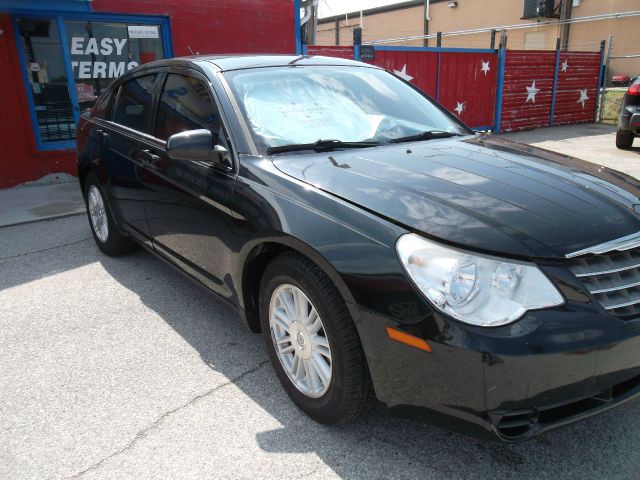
2, 123, 640, 479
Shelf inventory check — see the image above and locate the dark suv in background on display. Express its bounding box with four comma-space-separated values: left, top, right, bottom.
617, 77, 640, 149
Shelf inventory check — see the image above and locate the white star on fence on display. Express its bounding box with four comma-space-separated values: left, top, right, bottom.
526, 81, 540, 103
394, 64, 413, 82
561, 59, 569, 72
454, 101, 465, 116
577, 88, 589, 108
481, 60, 490, 75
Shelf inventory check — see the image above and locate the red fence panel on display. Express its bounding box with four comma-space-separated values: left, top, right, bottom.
370, 49, 439, 98
501, 50, 556, 132
553, 51, 601, 126
439, 52, 498, 129
305, 45, 354, 60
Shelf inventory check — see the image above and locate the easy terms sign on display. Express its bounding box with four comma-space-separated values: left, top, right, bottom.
70, 37, 139, 79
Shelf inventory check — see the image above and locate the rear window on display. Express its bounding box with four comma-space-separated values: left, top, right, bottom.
113, 74, 158, 132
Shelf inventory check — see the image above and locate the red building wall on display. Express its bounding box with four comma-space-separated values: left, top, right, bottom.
92, 0, 296, 56
0, 1, 295, 188
0, 15, 74, 187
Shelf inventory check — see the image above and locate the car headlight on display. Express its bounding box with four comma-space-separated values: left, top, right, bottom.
396, 234, 564, 327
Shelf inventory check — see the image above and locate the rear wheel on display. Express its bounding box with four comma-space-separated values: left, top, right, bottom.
616, 130, 634, 149
259, 252, 374, 424
84, 174, 136, 256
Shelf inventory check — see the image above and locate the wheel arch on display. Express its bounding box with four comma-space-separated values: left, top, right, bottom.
238, 236, 358, 333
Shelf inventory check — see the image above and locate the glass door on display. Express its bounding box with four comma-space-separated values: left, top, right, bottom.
15, 17, 77, 146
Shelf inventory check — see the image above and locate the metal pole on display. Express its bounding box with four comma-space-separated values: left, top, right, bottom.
490, 29, 496, 50
598, 35, 613, 123
550, 37, 561, 127
494, 30, 507, 133
594, 39, 606, 123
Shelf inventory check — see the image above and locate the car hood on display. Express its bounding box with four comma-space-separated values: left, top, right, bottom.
272, 135, 640, 259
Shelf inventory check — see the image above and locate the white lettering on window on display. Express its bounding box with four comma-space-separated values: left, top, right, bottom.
93, 62, 107, 78
113, 38, 127, 56
71, 37, 84, 55
78, 61, 92, 79
108, 62, 125, 78
100, 38, 113, 56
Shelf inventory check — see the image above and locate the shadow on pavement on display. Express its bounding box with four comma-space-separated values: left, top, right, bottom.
98, 246, 640, 479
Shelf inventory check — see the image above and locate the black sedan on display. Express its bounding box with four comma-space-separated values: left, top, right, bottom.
616, 77, 640, 149
77, 55, 640, 441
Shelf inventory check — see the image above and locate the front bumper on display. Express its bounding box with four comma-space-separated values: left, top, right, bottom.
352, 303, 640, 442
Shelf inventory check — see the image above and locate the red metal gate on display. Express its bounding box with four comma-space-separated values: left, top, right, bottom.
304, 45, 354, 60
438, 51, 498, 129
302, 43, 603, 133
553, 51, 601, 126
500, 50, 556, 132
369, 48, 438, 98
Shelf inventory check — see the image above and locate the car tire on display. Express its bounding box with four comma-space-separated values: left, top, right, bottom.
84, 173, 136, 256
616, 130, 634, 149
259, 251, 375, 424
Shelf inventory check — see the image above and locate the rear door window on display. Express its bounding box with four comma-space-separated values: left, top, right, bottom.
154, 74, 223, 140
113, 74, 159, 132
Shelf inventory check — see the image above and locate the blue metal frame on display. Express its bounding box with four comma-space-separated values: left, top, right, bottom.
549, 42, 561, 127
8, 9, 173, 151
354, 44, 361, 61
294, 0, 302, 54
493, 47, 507, 133
594, 41, 606, 123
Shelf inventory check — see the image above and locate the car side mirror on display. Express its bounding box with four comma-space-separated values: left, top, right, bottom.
166, 129, 231, 168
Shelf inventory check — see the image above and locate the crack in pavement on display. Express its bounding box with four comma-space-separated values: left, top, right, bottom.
65, 360, 270, 479
0, 237, 92, 261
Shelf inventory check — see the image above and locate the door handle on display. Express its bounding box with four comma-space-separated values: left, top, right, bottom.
95, 129, 109, 144
140, 149, 160, 165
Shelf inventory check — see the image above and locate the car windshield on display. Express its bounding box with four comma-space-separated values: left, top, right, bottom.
224, 65, 470, 153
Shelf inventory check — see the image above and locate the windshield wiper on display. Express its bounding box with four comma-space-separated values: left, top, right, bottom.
266, 139, 381, 155
388, 130, 463, 144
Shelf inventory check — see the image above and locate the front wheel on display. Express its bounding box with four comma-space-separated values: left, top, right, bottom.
84, 174, 136, 256
616, 130, 634, 149
259, 252, 374, 424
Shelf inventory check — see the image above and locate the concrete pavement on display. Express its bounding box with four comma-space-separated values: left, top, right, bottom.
501, 123, 640, 178
0, 174, 84, 228
2, 216, 640, 480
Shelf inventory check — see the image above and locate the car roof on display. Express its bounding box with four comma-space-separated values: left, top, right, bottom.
139, 54, 375, 72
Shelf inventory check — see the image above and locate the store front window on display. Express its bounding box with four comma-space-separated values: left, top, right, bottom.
65, 20, 164, 110
17, 18, 75, 143
14, 14, 169, 150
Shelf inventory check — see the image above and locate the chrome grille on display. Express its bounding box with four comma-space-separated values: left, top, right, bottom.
569, 247, 640, 318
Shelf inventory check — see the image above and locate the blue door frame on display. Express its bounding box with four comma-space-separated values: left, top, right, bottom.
8, 9, 173, 151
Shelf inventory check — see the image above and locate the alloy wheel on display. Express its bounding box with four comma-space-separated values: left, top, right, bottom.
269, 283, 333, 398
88, 185, 109, 243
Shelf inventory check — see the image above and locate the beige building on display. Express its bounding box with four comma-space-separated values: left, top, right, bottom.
316, 0, 639, 76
